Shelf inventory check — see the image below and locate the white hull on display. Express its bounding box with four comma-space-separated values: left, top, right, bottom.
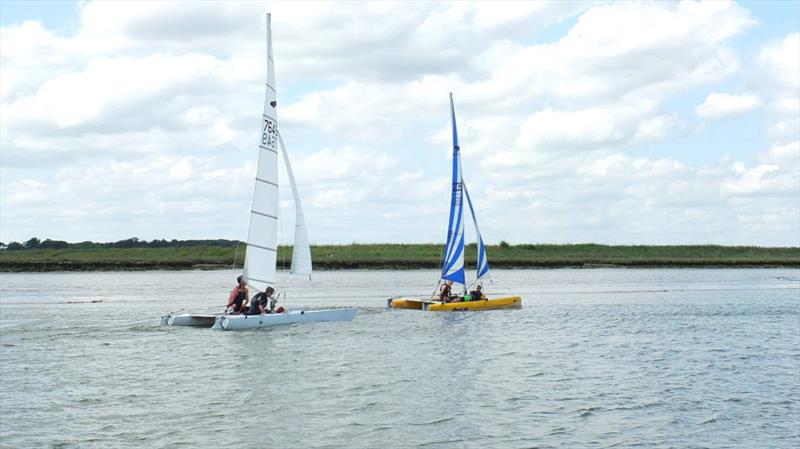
212, 308, 358, 331
161, 313, 219, 327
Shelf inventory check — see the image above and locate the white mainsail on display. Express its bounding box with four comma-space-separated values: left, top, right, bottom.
243, 13, 279, 292
167, 14, 357, 328
278, 132, 312, 275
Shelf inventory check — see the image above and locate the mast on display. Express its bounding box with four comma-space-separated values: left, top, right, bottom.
243, 13, 279, 292
440, 92, 466, 294
278, 132, 312, 276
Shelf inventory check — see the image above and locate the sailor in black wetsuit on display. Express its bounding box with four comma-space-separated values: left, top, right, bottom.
247, 287, 275, 315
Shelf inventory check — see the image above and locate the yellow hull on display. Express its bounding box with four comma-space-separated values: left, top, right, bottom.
389, 296, 522, 311
388, 298, 425, 309
427, 296, 522, 311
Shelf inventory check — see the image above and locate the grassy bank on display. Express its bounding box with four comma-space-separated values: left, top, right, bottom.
1, 244, 798, 272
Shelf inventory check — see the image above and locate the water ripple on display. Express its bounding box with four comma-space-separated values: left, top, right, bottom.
1, 268, 798, 448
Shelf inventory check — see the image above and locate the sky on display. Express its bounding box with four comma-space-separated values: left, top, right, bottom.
1, 0, 798, 246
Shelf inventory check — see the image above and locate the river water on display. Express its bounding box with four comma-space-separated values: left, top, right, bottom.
0, 268, 798, 448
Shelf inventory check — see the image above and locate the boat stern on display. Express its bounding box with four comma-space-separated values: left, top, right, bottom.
388, 298, 426, 310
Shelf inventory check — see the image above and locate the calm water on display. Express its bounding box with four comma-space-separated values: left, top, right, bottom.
0, 269, 798, 448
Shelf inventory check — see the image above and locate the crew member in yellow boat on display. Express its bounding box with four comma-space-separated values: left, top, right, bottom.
439, 281, 454, 302
466, 284, 485, 301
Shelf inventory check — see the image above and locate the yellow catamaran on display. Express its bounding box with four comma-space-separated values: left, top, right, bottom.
389, 94, 522, 312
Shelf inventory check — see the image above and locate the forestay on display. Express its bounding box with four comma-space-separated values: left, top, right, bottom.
243, 13, 279, 292
441, 92, 466, 287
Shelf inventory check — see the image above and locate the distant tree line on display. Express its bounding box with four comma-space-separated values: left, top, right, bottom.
0, 237, 241, 251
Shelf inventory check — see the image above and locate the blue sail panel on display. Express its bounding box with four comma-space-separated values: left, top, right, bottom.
443, 232, 465, 274
477, 242, 489, 278
463, 182, 490, 280
440, 93, 465, 285
443, 267, 465, 285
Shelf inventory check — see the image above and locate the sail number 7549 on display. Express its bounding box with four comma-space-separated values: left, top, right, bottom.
261, 118, 278, 150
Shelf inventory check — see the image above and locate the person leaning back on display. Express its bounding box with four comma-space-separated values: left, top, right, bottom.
227, 275, 250, 314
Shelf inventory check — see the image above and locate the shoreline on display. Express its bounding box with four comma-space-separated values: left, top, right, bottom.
2, 260, 798, 272
2, 244, 798, 272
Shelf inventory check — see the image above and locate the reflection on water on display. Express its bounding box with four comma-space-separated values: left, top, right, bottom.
1, 268, 798, 448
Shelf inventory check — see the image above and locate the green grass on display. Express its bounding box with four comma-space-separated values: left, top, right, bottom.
1, 243, 798, 271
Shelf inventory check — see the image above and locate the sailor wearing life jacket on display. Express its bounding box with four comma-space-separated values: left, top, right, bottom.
227, 275, 249, 314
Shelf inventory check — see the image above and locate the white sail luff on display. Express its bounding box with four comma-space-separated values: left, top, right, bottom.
243, 13, 279, 292
278, 132, 312, 275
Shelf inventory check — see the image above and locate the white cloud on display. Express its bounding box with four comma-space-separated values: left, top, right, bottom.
753, 33, 800, 144
465, 0, 752, 108
284, 1, 753, 136
4, 179, 48, 205
723, 163, 782, 195
517, 107, 628, 150
295, 146, 394, 182
5, 53, 220, 129
512, 101, 684, 152
759, 140, 800, 166
756, 32, 800, 93
0, 1, 797, 246
169, 158, 195, 180
695, 92, 762, 120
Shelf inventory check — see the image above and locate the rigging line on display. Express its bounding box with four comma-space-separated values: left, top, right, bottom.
433, 226, 449, 296
432, 279, 444, 299
232, 240, 242, 270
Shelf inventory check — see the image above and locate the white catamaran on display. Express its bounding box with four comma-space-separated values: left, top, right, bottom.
162, 14, 357, 329
388, 93, 521, 311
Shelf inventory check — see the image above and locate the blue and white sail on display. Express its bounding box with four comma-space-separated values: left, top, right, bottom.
440, 93, 466, 286
243, 13, 279, 292
463, 182, 490, 280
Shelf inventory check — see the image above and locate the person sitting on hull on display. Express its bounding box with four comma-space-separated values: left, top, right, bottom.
248, 286, 275, 315
439, 281, 465, 303
227, 275, 249, 314
439, 281, 453, 302
466, 284, 485, 302
247, 287, 286, 315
